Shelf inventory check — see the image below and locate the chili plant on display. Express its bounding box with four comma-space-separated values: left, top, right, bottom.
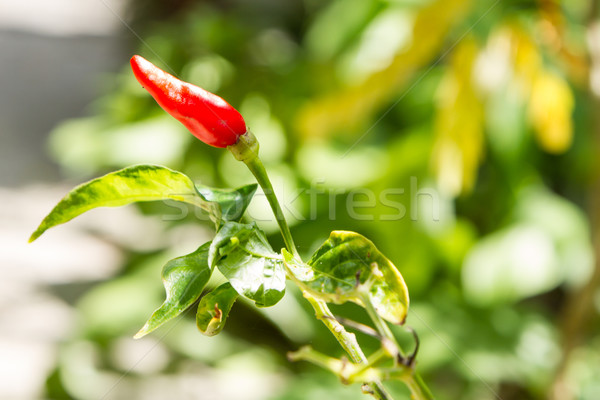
30, 56, 433, 400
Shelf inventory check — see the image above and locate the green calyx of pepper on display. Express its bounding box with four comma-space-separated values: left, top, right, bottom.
228, 131, 259, 163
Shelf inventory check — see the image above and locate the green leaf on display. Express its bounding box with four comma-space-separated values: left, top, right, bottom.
196, 183, 257, 225
29, 165, 197, 242
135, 242, 212, 338
196, 282, 238, 336
291, 231, 409, 325
29, 165, 257, 242
210, 222, 286, 307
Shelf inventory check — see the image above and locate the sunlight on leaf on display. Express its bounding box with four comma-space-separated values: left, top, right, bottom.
30, 165, 257, 241
30, 165, 202, 242
286, 231, 409, 324
210, 222, 286, 307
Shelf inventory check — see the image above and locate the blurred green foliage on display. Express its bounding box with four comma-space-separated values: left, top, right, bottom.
45, 0, 600, 399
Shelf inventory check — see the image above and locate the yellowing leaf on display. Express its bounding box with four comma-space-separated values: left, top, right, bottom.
503, 25, 574, 154
297, 0, 472, 139
432, 37, 484, 196
511, 26, 543, 91
529, 71, 574, 153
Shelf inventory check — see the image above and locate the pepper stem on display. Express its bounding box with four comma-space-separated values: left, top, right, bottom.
228, 131, 299, 258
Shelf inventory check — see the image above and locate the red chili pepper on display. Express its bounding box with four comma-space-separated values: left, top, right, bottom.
130, 55, 247, 148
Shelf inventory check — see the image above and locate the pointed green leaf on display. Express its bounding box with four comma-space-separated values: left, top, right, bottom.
30, 165, 257, 242
292, 231, 409, 325
196, 183, 257, 224
210, 222, 286, 307
135, 242, 212, 338
196, 282, 238, 336
30, 165, 199, 242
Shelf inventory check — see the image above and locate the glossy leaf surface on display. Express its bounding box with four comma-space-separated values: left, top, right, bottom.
135, 242, 212, 338
300, 231, 409, 324
196, 183, 257, 225
30, 165, 257, 241
196, 282, 238, 336
210, 222, 286, 307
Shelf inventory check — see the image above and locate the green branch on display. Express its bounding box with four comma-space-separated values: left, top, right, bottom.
230, 132, 433, 400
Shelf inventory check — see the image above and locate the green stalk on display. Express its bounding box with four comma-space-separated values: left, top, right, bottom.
362, 295, 434, 400
229, 132, 298, 258
245, 157, 299, 257
404, 372, 435, 400
229, 132, 391, 399
305, 296, 392, 399
362, 295, 400, 355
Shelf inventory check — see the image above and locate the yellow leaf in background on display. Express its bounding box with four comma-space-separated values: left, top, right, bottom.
432, 38, 484, 196
296, 0, 472, 140
490, 24, 574, 154
529, 71, 574, 153
511, 26, 543, 92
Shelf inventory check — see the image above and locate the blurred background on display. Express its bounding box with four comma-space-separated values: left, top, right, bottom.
3, 0, 600, 399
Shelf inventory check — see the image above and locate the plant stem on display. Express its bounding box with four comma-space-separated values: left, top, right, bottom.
233, 140, 390, 398
229, 132, 299, 258
232, 133, 433, 399
306, 296, 369, 364
306, 295, 392, 399
362, 296, 435, 400
243, 156, 299, 258
403, 372, 435, 400
361, 295, 400, 356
